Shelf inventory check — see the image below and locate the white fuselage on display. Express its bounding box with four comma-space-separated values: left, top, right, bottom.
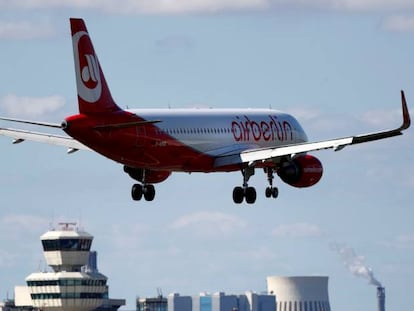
128, 108, 308, 157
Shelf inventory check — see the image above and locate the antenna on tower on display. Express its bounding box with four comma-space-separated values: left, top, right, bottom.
78, 210, 83, 231
58, 222, 77, 231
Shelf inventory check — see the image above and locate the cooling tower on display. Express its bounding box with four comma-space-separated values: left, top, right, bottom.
266, 276, 331, 311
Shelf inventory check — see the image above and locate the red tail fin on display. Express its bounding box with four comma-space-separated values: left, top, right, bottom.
70, 18, 121, 114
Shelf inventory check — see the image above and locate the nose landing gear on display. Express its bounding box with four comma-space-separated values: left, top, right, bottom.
264, 167, 279, 199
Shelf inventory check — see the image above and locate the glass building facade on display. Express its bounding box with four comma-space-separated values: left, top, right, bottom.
136, 292, 275, 311
200, 296, 212, 311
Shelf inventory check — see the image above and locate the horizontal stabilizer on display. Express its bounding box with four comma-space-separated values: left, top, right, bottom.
0, 117, 62, 128
0, 128, 90, 151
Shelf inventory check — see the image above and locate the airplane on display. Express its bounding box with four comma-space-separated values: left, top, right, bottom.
0, 18, 411, 204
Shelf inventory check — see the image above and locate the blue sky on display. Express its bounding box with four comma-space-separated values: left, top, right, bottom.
0, 1, 414, 311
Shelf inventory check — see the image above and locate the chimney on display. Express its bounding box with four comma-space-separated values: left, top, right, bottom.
377, 287, 385, 311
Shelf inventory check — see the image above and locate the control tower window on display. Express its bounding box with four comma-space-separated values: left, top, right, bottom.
42, 239, 92, 251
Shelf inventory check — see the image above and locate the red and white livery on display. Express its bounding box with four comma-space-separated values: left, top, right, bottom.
0, 18, 411, 204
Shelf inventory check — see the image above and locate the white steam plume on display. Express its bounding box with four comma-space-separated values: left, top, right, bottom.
331, 242, 382, 287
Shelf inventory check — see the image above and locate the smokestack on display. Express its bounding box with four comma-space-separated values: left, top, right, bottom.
330, 243, 382, 287
377, 286, 385, 311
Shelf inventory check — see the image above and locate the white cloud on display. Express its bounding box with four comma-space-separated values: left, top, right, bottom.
2, 0, 414, 14
287, 107, 323, 122
133, 0, 268, 14
0, 21, 55, 40
105, 223, 152, 249
395, 234, 414, 248
359, 108, 404, 128
0, 94, 65, 118
155, 35, 194, 50
383, 15, 414, 32
0, 214, 50, 245
0, 0, 267, 14
170, 211, 247, 237
0, 249, 16, 267
272, 222, 323, 238
330, 0, 414, 11
383, 234, 414, 249
0, 214, 49, 233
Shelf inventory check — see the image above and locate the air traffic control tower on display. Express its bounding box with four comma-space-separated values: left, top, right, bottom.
22, 223, 122, 311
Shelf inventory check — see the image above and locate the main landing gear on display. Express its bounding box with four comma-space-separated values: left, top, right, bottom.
232, 166, 279, 204
131, 183, 155, 201
232, 166, 256, 204
124, 166, 156, 202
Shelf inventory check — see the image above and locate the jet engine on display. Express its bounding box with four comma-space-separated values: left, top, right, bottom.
277, 154, 323, 188
124, 166, 171, 184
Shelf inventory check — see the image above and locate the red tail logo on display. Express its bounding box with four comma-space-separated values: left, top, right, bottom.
70, 18, 120, 114
72, 31, 102, 103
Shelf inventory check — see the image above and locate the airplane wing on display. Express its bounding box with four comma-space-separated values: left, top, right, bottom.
0, 127, 90, 153
217, 90, 411, 166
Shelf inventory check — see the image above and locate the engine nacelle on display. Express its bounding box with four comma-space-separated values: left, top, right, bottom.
124, 166, 171, 184
277, 154, 323, 188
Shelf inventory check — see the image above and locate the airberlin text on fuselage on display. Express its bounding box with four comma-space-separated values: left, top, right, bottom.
231, 115, 293, 142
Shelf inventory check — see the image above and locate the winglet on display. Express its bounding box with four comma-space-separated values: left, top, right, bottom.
400, 90, 411, 131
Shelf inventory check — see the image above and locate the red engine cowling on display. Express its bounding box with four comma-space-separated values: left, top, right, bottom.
124, 166, 171, 184
277, 154, 323, 188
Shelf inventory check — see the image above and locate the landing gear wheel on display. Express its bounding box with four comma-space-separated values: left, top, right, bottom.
233, 166, 257, 204
265, 187, 272, 198
233, 186, 244, 204
265, 187, 279, 199
245, 187, 257, 204
271, 187, 279, 198
143, 184, 156, 201
131, 184, 143, 201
